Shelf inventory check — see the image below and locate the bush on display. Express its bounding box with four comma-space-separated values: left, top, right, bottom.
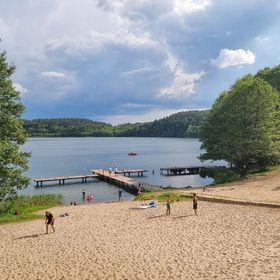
0, 194, 64, 224
200, 167, 240, 184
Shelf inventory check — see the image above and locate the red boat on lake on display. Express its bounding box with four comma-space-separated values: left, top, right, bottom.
128, 152, 138, 156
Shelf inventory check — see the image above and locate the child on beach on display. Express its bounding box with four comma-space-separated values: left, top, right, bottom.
192, 193, 198, 215
166, 196, 171, 216
45, 211, 55, 234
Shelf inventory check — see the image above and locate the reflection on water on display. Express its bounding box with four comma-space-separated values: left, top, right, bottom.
21, 137, 216, 203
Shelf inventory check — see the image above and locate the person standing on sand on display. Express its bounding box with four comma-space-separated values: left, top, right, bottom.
45, 211, 55, 234
166, 196, 171, 216
192, 193, 198, 215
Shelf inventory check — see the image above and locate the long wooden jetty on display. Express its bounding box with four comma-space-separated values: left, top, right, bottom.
92, 169, 160, 194
34, 174, 98, 187
160, 165, 210, 176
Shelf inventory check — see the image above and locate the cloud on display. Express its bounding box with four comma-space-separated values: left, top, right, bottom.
1, 0, 280, 121
99, 108, 209, 124
41, 71, 67, 78
121, 66, 158, 77
13, 83, 28, 95
100, 107, 210, 124
173, 0, 212, 15
254, 35, 269, 44
159, 52, 205, 98
46, 30, 157, 57
211, 49, 256, 69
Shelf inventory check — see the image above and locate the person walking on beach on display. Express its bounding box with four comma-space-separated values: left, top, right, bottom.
192, 193, 198, 215
45, 211, 55, 234
118, 190, 122, 201
166, 196, 171, 216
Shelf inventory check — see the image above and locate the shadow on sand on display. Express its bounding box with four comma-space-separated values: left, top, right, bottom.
14, 232, 54, 240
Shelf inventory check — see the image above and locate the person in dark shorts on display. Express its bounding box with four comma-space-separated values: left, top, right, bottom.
45, 211, 55, 234
192, 193, 198, 215
166, 196, 171, 216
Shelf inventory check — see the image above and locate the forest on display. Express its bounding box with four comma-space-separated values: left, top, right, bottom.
23, 110, 208, 138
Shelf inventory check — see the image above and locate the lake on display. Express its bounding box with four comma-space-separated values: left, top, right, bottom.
21, 137, 215, 203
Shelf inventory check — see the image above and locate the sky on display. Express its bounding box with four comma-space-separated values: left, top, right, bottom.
1, 0, 280, 124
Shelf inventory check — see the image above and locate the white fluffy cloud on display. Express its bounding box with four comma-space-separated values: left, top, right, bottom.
173, 0, 212, 15
159, 53, 205, 98
211, 49, 256, 69
13, 83, 28, 95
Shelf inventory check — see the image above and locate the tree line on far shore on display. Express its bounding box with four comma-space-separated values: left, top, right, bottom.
23, 110, 208, 138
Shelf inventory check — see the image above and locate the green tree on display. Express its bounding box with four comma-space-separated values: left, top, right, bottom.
0, 49, 30, 200
200, 75, 280, 176
255, 65, 280, 93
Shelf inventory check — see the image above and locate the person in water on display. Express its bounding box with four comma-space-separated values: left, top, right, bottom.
118, 190, 122, 201
45, 211, 55, 234
82, 189, 86, 200
166, 196, 171, 216
192, 193, 198, 215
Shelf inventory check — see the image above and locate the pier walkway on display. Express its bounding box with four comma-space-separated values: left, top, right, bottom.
160, 165, 211, 176
92, 169, 160, 194
34, 174, 98, 187
116, 169, 148, 177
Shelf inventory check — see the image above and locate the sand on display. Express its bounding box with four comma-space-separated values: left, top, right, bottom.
185, 171, 280, 204
1, 200, 280, 280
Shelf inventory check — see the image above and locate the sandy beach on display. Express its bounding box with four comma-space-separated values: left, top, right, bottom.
1, 199, 280, 280
185, 170, 280, 204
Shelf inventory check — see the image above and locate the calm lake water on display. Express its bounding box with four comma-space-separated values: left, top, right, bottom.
21, 137, 215, 203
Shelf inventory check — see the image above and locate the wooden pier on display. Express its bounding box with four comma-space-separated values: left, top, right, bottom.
160, 166, 210, 176
34, 174, 98, 187
117, 169, 148, 177
92, 169, 160, 194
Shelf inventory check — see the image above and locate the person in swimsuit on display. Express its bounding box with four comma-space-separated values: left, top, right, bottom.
166, 196, 171, 216
45, 211, 55, 234
192, 193, 198, 215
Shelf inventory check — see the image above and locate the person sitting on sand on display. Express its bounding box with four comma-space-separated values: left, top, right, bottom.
192, 193, 198, 215
45, 211, 55, 234
166, 196, 171, 216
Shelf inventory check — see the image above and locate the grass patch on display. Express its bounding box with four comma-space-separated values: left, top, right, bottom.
134, 190, 192, 202
0, 194, 63, 225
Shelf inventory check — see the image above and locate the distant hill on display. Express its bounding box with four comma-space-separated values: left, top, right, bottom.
23, 118, 113, 137
23, 110, 209, 138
